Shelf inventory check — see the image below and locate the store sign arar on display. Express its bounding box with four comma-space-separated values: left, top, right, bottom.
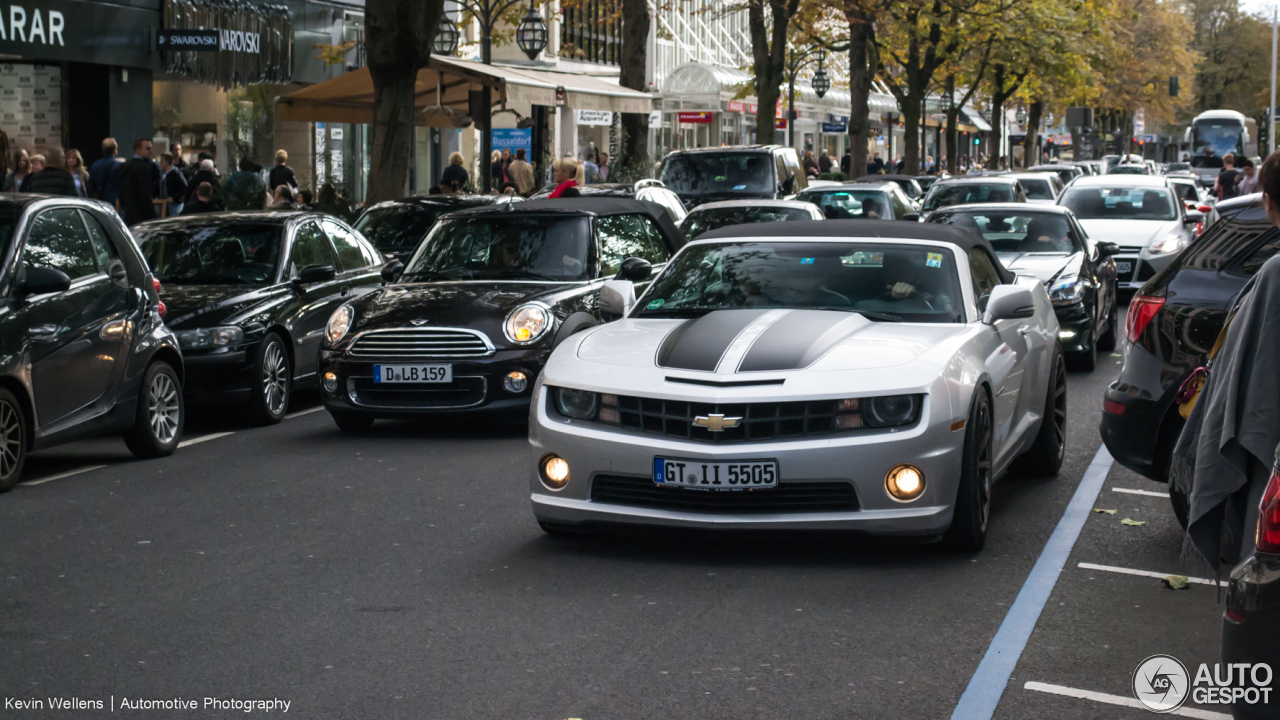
0, 5, 66, 46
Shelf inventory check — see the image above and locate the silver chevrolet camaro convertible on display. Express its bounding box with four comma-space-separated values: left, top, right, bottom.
527, 220, 1067, 550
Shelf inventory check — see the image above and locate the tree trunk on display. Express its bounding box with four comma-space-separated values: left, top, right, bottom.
987, 64, 1007, 170
846, 10, 876, 179
619, 0, 650, 169
1022, 99, 1043, 166
900, 91, 923, 174
367, 74, 417, 201
747, 0, 797, 146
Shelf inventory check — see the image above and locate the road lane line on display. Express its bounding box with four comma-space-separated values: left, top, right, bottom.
949, 445, 1114, 720
21, 465, 108, 486
1077, 562, 1215, 586
177, 431, 235, 448
285, 406, 324, 419
1024, 681, 1231, 719
1112, 487, 1170, 498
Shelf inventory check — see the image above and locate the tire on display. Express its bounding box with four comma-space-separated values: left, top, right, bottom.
1097, 302, 1118, 352
1012, 344, 1068, 477
123, 361, 183, 459
248, 332, 290, 425
1066, 322, 1097, 371
1170, 483, 1190, 530
945, 389, 995, 551
0, 389, 27, 491
329, 410, 374, 433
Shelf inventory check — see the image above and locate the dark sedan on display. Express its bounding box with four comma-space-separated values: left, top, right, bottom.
929, 204, 1119, 369
318, 198, 685, 431
921, 177, 1028, 218
134, 211, 387, 423
1099, 194, 1277, 523
354, 195, 521, 265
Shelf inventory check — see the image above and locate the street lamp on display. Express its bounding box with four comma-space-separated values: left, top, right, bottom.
1016, 106, 1027, 126
784, 46, 828, 147
433, 0, 549, 191
433, 14, 459, 55
811, 67, 831, 99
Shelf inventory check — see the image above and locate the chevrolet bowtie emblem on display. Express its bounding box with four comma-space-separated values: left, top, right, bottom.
410, 318, 429, 326
693, 414, 742, 432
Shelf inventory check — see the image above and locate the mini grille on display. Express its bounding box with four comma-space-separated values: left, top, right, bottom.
348, 328, 493, 358
606, 395, 842, 444
591, 475, 859, 514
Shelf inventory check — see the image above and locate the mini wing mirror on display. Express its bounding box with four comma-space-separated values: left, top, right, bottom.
1097, 241, 1121, 257
20, 267, 71, 296
381, 259, 405, 283
598, 279, 636, 319
616, 257, 652, 282
902, 212, 921, 222
983, 285, 1036, 324
294, 264, 336, 287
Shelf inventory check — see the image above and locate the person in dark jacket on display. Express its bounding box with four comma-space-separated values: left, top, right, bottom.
116, 138, 160, 226
268, 149, 296, 191
440, 151, 469, 190
183, 182, 223, 214
87, 138, 122, 201
160, 152, 188, 216
22, 146, 77, 196
187, 158, 218, 202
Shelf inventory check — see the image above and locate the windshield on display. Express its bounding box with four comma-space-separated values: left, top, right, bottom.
636, 241, 964, 323
1171, 181, 1200, 203
795, 189, 890, 219
403, 215, 591, 281
1167, 162, 1191, 173
1020, 178, 1054, 200
660, 153, 774, 196
136, 223, 282, 285
1108, 165, 1145, 175
916, 177, 939, 191
681, 206, 814, 241
355, 205, 444, 251
1059, 186, 1177, 221
923, 182, 1017, 211
1191, 121, 1244, 167
931, 211, 1079, 254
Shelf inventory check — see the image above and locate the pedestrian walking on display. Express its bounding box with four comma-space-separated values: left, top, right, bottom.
440, 151, 468, 192
224, 157, 268, 210
803, 150, 819, 178
581, 151, 600, 185
840, 150, 852, 175
547, 157, 581, 198
160, 152, 188, 215
187, 159, 218, 202
1238, 158, 1258, 195
507, 148, 534, 195
116, 138, 160, 226
597, 151, 610, 182
22, 147, 77, 196
170, 141, 187, 174
65, 148, 89, 197
183, 182, 223, 214
18, 154, 45, 192
1216, 153, 1240, 201
268, 149, 297, 191
88, 139, 121, 200
490, 150, 508, 190
818, 152, 832, 174
4, 149, 29, 191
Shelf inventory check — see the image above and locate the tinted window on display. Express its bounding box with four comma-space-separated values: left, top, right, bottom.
1239, 230, 1280, 275
80, 210, 118, 269
404, 216, 591, 282
24, 208, 98, 280
795, 189, 889, 219
932, 211, 1079, 254
968, 247, 1003, 311
1059, 186, 1177, 220
136, 223, 283, 286
597, 214, 670, 274
660, 153, 774, 196
322, 219, 372, 271
923, 182, 1018, 211
354, 205, 442, 251
290, 222, 338, 278
681, 206, 816, 241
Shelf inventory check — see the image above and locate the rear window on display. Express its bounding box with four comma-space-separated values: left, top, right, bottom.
355, 205, 443, 251
1174, 208, 1275, 273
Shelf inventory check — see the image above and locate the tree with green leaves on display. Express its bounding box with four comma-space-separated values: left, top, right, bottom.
741, 0, 804, 145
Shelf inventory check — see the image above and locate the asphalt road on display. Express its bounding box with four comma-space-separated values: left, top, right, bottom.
0, 349, 1230, 719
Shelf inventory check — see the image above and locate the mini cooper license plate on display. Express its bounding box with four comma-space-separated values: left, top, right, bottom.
653, 458, 779, 490
373, 364, 452, 383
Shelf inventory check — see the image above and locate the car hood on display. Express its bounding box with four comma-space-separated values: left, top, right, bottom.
1075, 219, 1178, 250
350, 280, 582, 343
995, 251, 1081, 285
161, 284, 288, 330
681, 191, 776, 209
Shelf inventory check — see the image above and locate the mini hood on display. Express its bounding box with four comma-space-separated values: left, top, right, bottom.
350, 280, 578, 344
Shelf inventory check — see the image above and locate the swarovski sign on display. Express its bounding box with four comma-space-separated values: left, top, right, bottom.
218, 28, 260, 54
162, 0, 292, 87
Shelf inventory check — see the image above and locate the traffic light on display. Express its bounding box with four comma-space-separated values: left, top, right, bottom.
974, 138, 980, 146
1170, 76, 1179, 97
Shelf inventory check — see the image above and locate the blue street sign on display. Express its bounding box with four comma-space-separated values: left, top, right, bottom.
821, 122, 847, 133
491, 128, 532, 155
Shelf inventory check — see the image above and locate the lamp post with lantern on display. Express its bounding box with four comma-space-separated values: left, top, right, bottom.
783, 46, 829, 149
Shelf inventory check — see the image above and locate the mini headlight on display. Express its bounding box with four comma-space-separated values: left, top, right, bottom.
175, 326, 245, 349
1147, 234, 1182, 254
864, 395, 922, 428
554, 387, 598, 420
886, 464, 926, 501
504, 303, 552, 344
326, 305, 354, 345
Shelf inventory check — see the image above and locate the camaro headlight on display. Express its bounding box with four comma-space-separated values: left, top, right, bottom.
175, 326, 244, 349
1049, 276, 1085, 306
554, 387, 599, 420
504, 303, 552, 344
862, 395, 923, 428
1147, 234, 1183, 254
326, 304, 354, 345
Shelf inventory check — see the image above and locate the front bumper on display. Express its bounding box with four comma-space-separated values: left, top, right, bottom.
1113, 249, 1177, 292
1052, 301, 1093, 354
179, 343, 259, 403
528, 386, 963, 535
1223, 552, 1280, 719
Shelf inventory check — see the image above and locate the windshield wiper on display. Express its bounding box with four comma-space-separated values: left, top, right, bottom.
805, 306, 903, 321
400, 270, 455, 280
490, 270, 564, 281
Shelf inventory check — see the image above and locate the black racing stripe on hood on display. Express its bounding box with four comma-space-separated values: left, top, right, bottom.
737, 310, 869, 372
656, 309, 770, 371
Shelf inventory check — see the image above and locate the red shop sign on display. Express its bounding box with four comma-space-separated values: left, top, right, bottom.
748, 103, 758, 113
678, 111, 714, 124
727, 100, 744, 112
775, 118, 787, 129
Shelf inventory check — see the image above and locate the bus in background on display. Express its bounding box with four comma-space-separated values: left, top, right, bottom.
1184, 109, 1258, 187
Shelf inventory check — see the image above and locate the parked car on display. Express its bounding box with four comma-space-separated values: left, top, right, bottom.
680, 199, 824, 241
0, 196, 185, 490
850, 174, 925, 203
1006, 172, 1064, 205
529, 180, 688, 224
1108, 163, 1150, 175
1056, 175, 1202, 292
1099, 195, 1276, 522
527, 220, 1065, 551
318, 198, 686, 431
354, 195, 521, 265
915, 173, 949, 192
928, 203, 1119, 369
921, 176, 1028, 218
659, 146, 807, 209
796, 182, 921, 221
1027, 164, 1084, 186
134, 211, 387, 423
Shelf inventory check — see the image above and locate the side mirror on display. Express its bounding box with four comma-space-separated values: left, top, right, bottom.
781, 173, 795, 194
19, 266, 71, 296
294, 264, 336, 287
108, 260, 128, 287
381, 259, 404, 283
1097, 241, 1120, 257
982, 285, 1036, 324
616, 257, 652, 282
598, 279, 636, 318
902, 213, 921, 222
1184, 210, 1205, 225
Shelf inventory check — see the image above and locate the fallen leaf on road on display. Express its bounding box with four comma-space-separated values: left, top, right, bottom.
1120, 518, 1146, 526
1161, 575, 1190, 590
1093, 509, 1117, 514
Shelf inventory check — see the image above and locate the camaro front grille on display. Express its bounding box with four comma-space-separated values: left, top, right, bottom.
348, 328, 493, 358
612, 395, 841, 444
591, 474, 859, 514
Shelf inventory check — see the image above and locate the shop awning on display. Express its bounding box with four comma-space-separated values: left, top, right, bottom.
961, 106, 993, 132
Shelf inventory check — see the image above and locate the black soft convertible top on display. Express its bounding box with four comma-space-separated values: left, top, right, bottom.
696, 219, 1014, 283
444, 197, 685, 253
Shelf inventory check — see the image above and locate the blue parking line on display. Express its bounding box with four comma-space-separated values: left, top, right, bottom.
949, 445, 1115, 720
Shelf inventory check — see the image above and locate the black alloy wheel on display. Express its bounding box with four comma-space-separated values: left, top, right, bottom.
0, 388, 26, 491
124, 361, 184, 458
945, 389, 994, 551
250, 333, 291, 425
1012, 344, 1068, 476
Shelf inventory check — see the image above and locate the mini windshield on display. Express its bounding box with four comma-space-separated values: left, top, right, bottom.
931, 212, 1079, 254
636, 242, 964, 323
355, 205, 445, 251
681, 206, 814, 241
1020, 178, 1055, 200
660, 153, 774, 196
403, 215, 591, 282
796, 189, 890, 219
1059, 186, 1177, 221
136, 223, 282, 285
923, 182, 1017, 211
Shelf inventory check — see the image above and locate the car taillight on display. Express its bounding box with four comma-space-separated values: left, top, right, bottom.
1125, 294, 1165, 345
1193, 221, 1204, 237
1258, 466, 1280, 554
158, 301, 167, 319
153, 277, 161, 293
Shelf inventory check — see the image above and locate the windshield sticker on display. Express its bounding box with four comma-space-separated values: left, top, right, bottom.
801, 257, 815, 264
646, 298, 665, 310
733, 184, 747, 190
926, 252, 944, 268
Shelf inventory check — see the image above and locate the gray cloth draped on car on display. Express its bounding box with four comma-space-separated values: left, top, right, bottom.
1171, 253, 1280, 578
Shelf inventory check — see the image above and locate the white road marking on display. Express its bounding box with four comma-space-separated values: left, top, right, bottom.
285, 406, 324, 419
1077, 562, 1215, 585
21, 465, 108, 486
1024, 681, 1231, 719
1112, 487, 1170, 498
178, 431, 235, 448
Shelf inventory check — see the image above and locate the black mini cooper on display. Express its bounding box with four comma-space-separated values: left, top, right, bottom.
318, 198, 684, 431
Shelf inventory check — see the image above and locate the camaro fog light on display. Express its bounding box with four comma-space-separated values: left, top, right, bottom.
504, 371, 528, 393
323, 372, 339, 393
540, 454, 570, 490
885, 464, 925, 501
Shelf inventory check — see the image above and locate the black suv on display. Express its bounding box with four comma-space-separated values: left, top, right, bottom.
0, 196, 184, 490
658, 146, 808, 209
